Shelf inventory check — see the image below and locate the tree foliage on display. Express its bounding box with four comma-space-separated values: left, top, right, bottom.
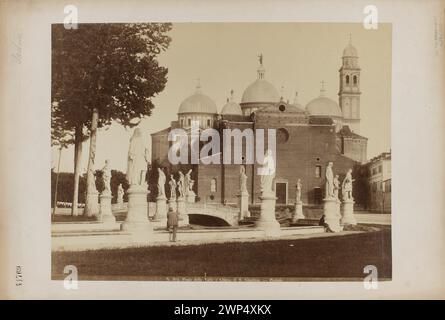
51, 23, 172, 143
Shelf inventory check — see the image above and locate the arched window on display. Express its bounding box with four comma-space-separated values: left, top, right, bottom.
345, 75, 350, 84
353, 75, 358, 85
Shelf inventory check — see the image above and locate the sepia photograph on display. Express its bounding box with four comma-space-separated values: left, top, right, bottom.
50, 22, 392, 281
0, 0, 444, 302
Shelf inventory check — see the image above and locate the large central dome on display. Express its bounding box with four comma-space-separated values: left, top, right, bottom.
241, 63, 280, 104
178, 90, 217, 115
241, 79, 280, 104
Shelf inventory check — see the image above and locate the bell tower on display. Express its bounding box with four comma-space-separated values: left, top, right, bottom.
339, 35, 361, 133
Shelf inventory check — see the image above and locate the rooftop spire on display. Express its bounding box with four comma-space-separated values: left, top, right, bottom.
320, 80, 326, 97
349, 33, 352, 44
230, 89, 234, 102
195, 77, 202, 93
293, 91, 299, 105
257, 53, 265, 79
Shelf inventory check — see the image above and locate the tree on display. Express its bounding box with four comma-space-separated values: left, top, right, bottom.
52, 23, 172, 216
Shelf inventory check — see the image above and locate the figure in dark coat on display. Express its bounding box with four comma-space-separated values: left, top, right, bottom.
167, 207, 179, 242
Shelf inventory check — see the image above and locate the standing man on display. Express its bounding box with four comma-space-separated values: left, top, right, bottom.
167, 206, 179, 242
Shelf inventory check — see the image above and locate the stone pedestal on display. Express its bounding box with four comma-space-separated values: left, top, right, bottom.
323, 198, 343, 232
341, 199, 357, 225
99, 191, 116, 224
256, 194, 281, 237
121, 185, 152, 239
237, 192, 251, 220
85, 191, 99, 217
168, 198, 176, 211
186, 191, 196, 203
292, 201, 305, 223
176, 197, 189, 225
153, 195, 167, 223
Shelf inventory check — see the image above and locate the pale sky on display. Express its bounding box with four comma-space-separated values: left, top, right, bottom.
52, 22, 392, 173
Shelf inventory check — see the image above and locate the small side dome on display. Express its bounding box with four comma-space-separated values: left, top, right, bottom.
221, 90, 242, 115
178, 84, 217, 115
306, 96, 342, 118
306, 83, 342, 118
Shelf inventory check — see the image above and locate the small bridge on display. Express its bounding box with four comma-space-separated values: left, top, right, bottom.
112, 202, 240, 227
186, 203, 239, 227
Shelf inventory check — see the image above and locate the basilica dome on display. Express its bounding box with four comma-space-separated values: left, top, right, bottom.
241, 62, 280, 104
221, 100, 242, 115
306, 89, 342, 118
241, 79, 280, 104
178, 90, 218, 115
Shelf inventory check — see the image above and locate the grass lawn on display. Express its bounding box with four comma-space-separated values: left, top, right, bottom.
52, 228, 391, 281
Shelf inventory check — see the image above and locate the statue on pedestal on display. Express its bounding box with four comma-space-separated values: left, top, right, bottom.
157, 168, 166, 197
177, 171, 185, 198
126, 128, 149, 186
259, 149, 276, 195
295, 179, 302, 203
333, 174, 340, 200
169, 174, 177, 200
101, 159, 111, 193
342, 168, 354, 200
117, 183, 124, 204
240, 165, 248, 193
325, 162, 334, 199
185, 169, 193, 194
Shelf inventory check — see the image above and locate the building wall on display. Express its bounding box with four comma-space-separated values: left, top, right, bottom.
368, 156, 391, 212
194, 113, 360, 206
342, 137, 367, 163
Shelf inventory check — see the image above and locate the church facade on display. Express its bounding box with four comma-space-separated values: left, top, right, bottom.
151, 40, 368, 206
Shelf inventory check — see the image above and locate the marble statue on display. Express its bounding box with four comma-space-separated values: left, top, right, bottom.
185, 169, 193, 193
240, 165, 248, 193
260, 149, 276, 195
342, 168, 354, 200
177, 171, 185, 198
126, 128, 149, 185
333, 174, 340, 200
295, 179, 302, 203
101, 160, 111, 193
117, 183, 124, 204
157, 168, 166, 197
325, 162, 334, 199
169, 174, 177, 199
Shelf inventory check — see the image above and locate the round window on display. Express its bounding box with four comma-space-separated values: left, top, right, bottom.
277, 128, 289, 144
